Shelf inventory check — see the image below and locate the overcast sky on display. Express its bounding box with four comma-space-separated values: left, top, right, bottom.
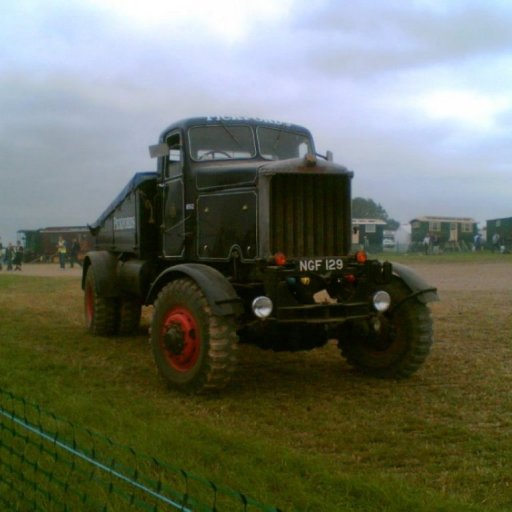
1, 0, 511, 243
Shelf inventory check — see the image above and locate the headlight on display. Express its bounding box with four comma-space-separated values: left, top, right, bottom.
372, 290, 391, 312
252, 296, 273, 319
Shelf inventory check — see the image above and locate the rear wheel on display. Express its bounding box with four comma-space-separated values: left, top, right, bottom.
84, 266, 117, 336
150, 278, 238, 393
338, 280, 433, 378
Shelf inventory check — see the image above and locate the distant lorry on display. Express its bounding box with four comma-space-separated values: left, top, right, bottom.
83, 116, 438, 393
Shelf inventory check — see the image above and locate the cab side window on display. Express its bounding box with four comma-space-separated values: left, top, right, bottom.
165, 133, 182, 179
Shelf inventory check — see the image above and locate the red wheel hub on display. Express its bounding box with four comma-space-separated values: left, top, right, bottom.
161, 308, 200, 371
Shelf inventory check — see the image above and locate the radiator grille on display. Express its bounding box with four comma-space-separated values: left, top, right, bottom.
269, 173, 349, 257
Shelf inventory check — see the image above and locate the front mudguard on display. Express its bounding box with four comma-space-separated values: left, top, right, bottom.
145, 263, 244, 317
391, 262, 439, 305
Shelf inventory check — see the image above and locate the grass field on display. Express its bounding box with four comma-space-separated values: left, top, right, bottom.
1, 254, 512, 511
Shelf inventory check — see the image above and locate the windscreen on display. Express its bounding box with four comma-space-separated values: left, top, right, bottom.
189, 125, 256, 161
257, 127, 313, 160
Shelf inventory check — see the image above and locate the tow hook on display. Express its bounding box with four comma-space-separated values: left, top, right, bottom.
370, 315, 382, 333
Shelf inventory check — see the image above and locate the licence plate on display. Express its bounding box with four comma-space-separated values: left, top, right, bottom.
297, 258, 344, 272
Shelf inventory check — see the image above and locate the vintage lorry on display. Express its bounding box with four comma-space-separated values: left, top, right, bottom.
83, 116, 438, 393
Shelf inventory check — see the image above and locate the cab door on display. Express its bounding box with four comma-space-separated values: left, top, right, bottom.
449, 222, 458, 243
162, 132, 185, 257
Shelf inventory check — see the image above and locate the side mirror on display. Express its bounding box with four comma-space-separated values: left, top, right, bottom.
326, 150, 333, 162
148, 142, 169, 158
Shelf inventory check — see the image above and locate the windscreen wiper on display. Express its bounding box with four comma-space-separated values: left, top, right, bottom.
218, 119, 242, 149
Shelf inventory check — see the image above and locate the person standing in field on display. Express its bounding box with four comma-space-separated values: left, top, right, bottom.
492, 232, 500, 253
13, 242, 23, 271
69, 238, 81, 268
57, 236, 67, 269
473, 233, 482, 252
423, 233, 431, 255
4, 242, 14, 271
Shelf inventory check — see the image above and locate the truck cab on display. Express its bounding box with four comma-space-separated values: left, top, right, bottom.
150, 116, 345, 263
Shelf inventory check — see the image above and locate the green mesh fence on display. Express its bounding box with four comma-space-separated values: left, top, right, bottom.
0, 389, 281, 511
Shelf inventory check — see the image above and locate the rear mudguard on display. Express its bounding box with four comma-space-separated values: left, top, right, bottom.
145, 263, 243, 317
81, 251, 120, 298
391, 262, 439, 305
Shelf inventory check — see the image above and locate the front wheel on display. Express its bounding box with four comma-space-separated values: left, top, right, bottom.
150, 278, 238, 393
338, 281, 434, 379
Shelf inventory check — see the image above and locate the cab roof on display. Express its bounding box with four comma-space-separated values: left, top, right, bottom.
159, 116, 313, 143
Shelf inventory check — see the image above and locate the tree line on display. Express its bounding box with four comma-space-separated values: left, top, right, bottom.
352, 197, 400, 230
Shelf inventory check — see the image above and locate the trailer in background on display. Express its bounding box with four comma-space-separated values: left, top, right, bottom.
486, 217, 512, 253
17, 226, 94, 262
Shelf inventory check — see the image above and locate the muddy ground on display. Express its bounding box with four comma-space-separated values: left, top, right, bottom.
1, 263, 82, 278
402, 261, 512, 292
5, 260, 512, 293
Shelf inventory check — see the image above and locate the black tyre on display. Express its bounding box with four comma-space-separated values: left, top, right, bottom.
84, 266, 117, 336
117, 297, 142, 336
150, 278, 238, 393
338, 280, 433, 378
